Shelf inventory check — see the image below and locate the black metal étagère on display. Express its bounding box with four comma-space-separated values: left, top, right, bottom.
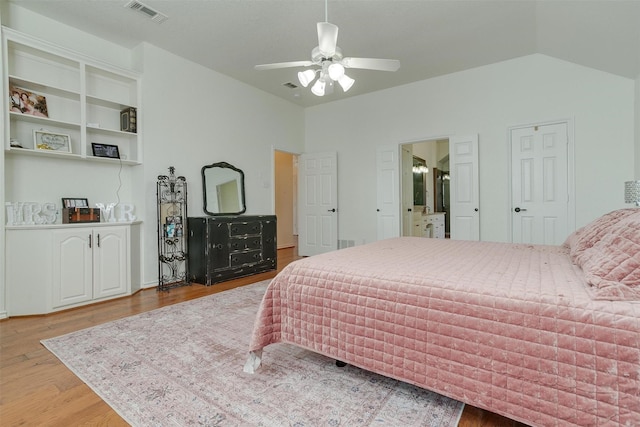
157, 166, 189, 291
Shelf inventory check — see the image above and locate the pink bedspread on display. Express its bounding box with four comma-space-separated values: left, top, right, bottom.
247, 237, 640, 426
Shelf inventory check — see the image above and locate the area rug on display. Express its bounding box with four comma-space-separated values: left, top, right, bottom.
42, 280, 464, 426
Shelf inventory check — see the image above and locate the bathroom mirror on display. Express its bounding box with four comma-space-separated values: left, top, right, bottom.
202, 162, 246, 215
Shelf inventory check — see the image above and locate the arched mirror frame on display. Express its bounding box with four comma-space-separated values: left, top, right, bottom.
202, 161, 247, 216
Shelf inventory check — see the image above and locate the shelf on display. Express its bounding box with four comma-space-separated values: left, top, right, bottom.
10, 111, 80, 129
6, 146, 140, 166
6, 146, 82, 161
4, 28, 143, 185
9, 75, 81, 101
86, 125, 136, 137
86, 155, 140, 166
86, 95, 135, 111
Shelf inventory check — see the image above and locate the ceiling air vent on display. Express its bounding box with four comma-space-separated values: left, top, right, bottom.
124, 0, 168, 24
283, 82, 298, 89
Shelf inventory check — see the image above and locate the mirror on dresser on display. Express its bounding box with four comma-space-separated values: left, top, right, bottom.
202, 162, 246, 215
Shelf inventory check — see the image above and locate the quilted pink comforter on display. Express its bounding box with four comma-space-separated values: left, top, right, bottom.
246, 237, 640, 426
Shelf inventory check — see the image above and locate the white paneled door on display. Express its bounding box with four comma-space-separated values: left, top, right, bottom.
376, 145, 400, 240
298, 151, 338, 256
449, 135, 480, 241
511, 122, 569, 245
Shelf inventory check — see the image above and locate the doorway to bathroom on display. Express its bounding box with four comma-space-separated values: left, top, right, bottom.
400, 139, 450, 238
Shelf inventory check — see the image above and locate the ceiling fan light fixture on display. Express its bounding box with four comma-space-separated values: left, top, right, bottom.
328, 62, 345, 80
298, 69, 317, 87
338, 74, 354, 92
311, 78, 326, 96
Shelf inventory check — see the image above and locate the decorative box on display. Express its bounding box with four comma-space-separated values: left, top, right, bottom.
120, 107, 137, 133
62, 208, 101, 223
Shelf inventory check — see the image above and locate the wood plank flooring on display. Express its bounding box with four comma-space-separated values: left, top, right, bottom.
1, 246, 527, 426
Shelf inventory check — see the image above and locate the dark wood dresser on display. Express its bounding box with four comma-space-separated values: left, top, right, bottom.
187, 215, 277, 285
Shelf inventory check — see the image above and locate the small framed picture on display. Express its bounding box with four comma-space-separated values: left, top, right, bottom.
10, 86, 48, 117
62, 198, 89, 208
33, 130, 71, 153
92, 143, 120, 159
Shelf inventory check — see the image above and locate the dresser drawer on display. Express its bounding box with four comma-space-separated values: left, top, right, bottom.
229, 236, 262, 252
231, 249, 262, 267
229, 222, 261, 236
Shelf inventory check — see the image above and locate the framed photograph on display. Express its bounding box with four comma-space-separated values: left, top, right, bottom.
33, 130, 71, 152
62, 198, 89, 208
92, 143, 120, 159
10, 85, 48, 117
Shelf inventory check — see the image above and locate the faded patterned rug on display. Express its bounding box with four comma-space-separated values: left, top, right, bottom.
42, 280, 464, 426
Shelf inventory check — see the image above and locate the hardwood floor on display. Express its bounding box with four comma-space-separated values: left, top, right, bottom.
1, 246, 527, 426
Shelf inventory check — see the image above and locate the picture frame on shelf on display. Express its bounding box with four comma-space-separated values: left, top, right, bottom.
62, 198, 89, 208
10, 85, 48, 117
33, 130, 71, 153
92, 142, 120, 159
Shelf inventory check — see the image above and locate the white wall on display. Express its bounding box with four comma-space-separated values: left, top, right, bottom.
304, 54, 636, 244
137, 43, 304, 287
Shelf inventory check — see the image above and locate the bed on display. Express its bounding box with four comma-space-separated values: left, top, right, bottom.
245, 209, 640, 426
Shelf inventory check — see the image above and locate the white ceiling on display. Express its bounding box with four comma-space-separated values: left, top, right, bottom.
7, 0, 640, 108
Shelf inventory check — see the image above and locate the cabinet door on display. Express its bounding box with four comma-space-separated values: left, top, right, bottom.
93, 226, 129, 299
208, 221, 230, 270
52, 228, 93, 309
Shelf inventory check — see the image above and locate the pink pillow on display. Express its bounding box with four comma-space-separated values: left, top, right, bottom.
577, 211, 640, 301
564, 208, 638, 262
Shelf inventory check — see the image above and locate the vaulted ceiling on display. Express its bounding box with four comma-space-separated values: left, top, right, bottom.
7, 0, 640, 107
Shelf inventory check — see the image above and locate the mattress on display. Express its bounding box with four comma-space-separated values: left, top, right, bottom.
246, 237, 640, 426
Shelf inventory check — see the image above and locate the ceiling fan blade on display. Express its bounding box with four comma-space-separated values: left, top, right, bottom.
341, 57, 400, 72
317, 22, 338, 57
255, 60, 314, 71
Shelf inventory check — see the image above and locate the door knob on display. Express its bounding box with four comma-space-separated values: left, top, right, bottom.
328, 208, 336, 212
514, 207, 527, 212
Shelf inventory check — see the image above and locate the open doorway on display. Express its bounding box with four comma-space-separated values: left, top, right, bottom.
401, 139, 450, 238
274, 150, 298, 249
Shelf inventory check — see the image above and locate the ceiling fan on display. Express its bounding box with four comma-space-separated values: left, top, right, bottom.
254, 2, 400, 97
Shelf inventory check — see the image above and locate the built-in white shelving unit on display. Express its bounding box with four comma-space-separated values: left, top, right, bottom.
2, 27, 142, 165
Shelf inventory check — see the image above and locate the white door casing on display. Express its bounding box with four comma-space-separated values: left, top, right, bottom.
376, 145, 400, 240
401, 145, 414, 236
298, 151, 338, 256
449, 135, 480, 241
510, 122, 570, 245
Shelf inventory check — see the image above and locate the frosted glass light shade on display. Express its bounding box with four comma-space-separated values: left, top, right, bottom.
625, 180, 640, 206
311, 78, 326, 96
328, 63, 345, 80
338, 74, 355, 92
298, 69, 316, 87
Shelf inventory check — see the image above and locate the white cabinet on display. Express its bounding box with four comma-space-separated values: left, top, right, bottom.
6, 224, 133, 315
2, 27, 141, 164
425, 213, 446, 239
52, 226, 129, 309
412, 212, 446, 238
